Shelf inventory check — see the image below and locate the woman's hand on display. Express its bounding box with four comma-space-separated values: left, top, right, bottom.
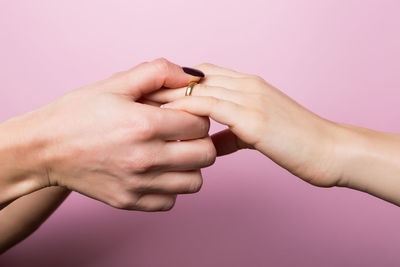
0, 58, 216, 211
147, 63, 348, 188
148, 63, 400, 207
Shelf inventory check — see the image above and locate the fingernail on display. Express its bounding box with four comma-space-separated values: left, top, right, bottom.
182, 67, 205, 78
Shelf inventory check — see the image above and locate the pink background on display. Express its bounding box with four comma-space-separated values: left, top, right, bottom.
1, 0, 400, 266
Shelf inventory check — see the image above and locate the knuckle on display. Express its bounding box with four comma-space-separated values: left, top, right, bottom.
134, 114, 157, 139
210, 96, 221, 105
138, 196, 176, 212
125, 177, 149, 192
248, 74, 264, 82
202, 138, 217, 166
160, 197, 176, 211
127, 149, 156, 173
242, 75, 265, 89
129, 157, 154, 173
206, 96, 221, 110
250, 75, 266, 87
174, 180, 189, 192
198, 116, 211, 136
188, 176, 203, 193
206, 148, 217, 166
161, 204, 174, 212
197, 62, 214, 69
111, 194, 138, 210
136, 61, 149, 68
173, 176, 201, 194
152, 57, 170, 73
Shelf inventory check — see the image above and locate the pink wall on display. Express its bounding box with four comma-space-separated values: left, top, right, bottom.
1, 0, 400, 266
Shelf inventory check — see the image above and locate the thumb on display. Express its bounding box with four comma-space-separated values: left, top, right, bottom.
211, 129, 249, 156
105, 58, 204, 100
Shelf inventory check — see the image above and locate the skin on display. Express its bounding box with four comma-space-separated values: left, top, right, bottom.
0, 58, 216, 253
0, 187, 70, 253
3, 61, 399, 254
148, 63, 400, 206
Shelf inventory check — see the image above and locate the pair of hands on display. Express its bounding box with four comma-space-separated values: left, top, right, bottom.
3, 58, 346, 211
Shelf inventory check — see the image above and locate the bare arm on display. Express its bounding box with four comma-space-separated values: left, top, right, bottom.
335, 124, 400, 205
0, 187, 70, 254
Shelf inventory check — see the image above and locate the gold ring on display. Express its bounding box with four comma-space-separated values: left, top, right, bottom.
185, 82, 197, 96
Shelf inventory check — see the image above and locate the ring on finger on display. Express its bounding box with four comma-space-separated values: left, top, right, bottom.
185, 82, 198, 96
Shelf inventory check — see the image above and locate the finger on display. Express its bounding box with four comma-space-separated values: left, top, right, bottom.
135, 193, 177, 212
137, 170, 203, 194
146, 105, 210, 140
143, 87, 182, 103
211, 129, 249, 156
145, 74, 256, 104
145, 83, 245, 105
137, 98, 161, 107
200, 75, 248, 91
162, 96, 242, 128
200, 75, 267, 94
161, 96, 261, 146
158, 136, 216, 171
104, 58, 203, 100
195, 63, 246, 78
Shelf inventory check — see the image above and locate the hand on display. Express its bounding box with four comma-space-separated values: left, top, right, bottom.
2, 58, 216, 211
147, 63, 347, 188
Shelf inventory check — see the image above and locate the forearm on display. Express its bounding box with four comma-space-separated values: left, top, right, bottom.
0, 186, 70, 254
0, 113, 49, 206
335, 123, 400, 205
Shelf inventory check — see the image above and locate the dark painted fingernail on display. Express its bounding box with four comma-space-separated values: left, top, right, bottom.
182, 67, 205, 78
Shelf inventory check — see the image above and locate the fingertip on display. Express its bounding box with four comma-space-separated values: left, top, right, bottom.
182, 67, 204, 85
145, 58, 199, 89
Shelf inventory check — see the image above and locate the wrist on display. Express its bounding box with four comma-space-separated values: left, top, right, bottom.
0, 113, 50, 204
332, 122, 388, 190
329, 122, 364, 188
